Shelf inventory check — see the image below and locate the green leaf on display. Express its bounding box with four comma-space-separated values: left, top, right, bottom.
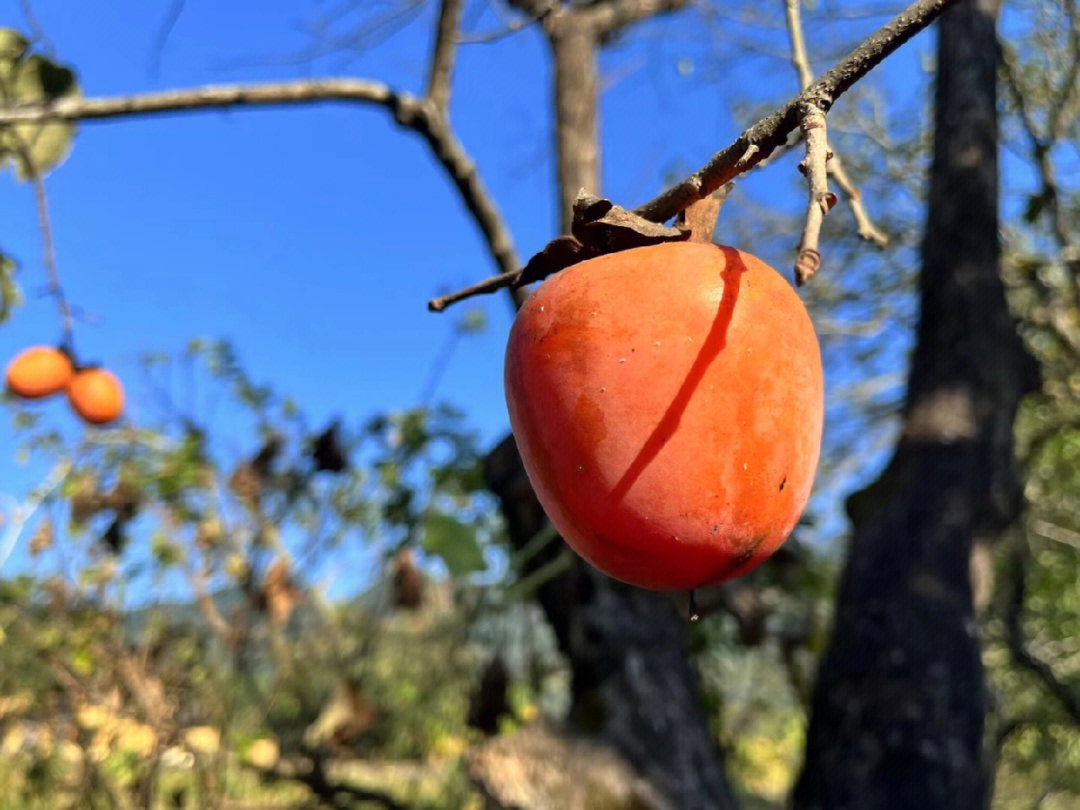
0, 29, 81, 179
0, 252, 21, 323
456, 307, 487, 335
420, 513, 485, 575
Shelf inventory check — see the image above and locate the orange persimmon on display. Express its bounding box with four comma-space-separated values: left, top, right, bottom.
67, 367, 124, 425
504, 242, 824, 590
5, 345, 74, 399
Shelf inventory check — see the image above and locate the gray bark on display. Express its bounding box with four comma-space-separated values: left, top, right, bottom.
548, 16, 601, 232
793, 2, 1038, 808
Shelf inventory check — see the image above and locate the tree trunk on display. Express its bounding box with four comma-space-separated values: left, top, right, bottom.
481, 12, 737, 810
485, 438, 737, 810
793, 2, 1037, 808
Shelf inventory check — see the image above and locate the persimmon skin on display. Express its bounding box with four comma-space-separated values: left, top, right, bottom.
67, 368, 124, 425
5, 346, 74, 399
504, 242, 824, 591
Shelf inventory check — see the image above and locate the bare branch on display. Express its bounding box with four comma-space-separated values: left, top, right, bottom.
795, 103, 836, 284
786, 0, 888, 248
1050, 0, 1080, 142
27, 169, 74, 342
458, 11, 547, 44
427, 0, 464, 113
785, 0, 816, 89
0, 78, 398, 123
585, 0, 693, 37
634, 0, 959, 224
428, 0, 956, 309
1, 0, 954, 313
1000, 44, 1070, 250
17, 0, 55, 56
148, 0, 187, 77
826, 153, 889, 245
0, 77, 523, 306
429, 267, 522, 312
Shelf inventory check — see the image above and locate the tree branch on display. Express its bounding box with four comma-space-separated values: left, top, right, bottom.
0, 77, 524, 304
256, 752, 408, 810
1000, 43, 1071, 250
584, 0, 693, 38
785, 0, 888, 249
430, 0, 955, 308
426, 0, 463, 113
634, 0, 959, 224
0, 0, 954, 312
0, 78, 398, 122
794, 102, 836, 284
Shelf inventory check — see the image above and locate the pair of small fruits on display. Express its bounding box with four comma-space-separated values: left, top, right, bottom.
504, 242, 824, 592
5, 345, 124, 425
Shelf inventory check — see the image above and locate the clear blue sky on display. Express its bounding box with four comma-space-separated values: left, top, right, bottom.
0, 1, 939, 583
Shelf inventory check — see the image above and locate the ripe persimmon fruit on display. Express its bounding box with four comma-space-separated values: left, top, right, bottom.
67, 367, 124, 425
504, 241, 824, 591
5, 345, 74, 399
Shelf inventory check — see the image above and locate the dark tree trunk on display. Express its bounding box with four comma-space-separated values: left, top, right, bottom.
485, 438, 738, 810
480, 13, 737, 809
793, 2, 1037, 809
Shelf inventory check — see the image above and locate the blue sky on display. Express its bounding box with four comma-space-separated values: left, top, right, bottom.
0, 1, 939, 583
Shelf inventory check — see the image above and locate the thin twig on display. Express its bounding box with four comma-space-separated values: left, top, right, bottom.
17, 0, 55, 55
1000, 44, 1070, 250
27, 168, 74, 341
633, 0, 958, 224
1050, 0, 1080, 142
0, 78, 399, 122
148, 0, 187, 77
794, 102, 836, 284
429, 268, 520, 312
583, 0, 693, 37
785, 0, 816, 88
426, 0, 464, 112
826, 153, 889, 245
786, 0, 888, 248
457, 10, 547, 44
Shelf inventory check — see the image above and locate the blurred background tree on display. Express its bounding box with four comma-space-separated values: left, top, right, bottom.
0, 1, 1078, 809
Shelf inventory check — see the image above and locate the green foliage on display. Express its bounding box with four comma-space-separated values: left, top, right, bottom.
422, 512, 486, 575
0, 252, 21, 323
0, 28, 79, 180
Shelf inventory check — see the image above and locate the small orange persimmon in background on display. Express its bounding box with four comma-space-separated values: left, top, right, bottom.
67, 367, 124, 425
504, 241, 824, 591
5, 345, 74, 399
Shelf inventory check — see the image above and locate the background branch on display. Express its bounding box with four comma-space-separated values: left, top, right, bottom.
426, 0, 463, 113
27, 167, 73, 342
585, 0, 693, 38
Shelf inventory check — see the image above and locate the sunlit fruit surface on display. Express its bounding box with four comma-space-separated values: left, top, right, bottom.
505, 241, 824, 590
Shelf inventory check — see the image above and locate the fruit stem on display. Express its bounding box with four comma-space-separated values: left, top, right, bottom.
688, 590, 700, 623
27, 168, 75, 344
